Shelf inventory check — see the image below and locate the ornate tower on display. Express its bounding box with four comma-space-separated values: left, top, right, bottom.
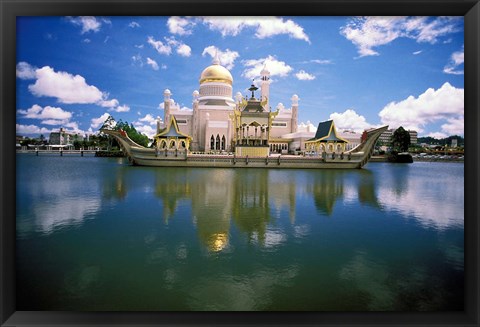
291, 94, 299, 133
156, 116, 162, 133
192, 90, 200, 151
260, 64, 270, 111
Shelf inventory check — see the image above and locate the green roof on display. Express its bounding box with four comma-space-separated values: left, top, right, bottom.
308, 120, 347, 143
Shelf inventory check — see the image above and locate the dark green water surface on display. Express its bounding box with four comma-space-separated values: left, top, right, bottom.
16, 154, 464, 311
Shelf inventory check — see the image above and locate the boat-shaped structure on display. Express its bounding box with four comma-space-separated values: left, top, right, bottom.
100, 125, 388, 169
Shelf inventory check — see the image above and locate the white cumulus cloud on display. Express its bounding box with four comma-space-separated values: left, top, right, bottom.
201, 16, 310, 43
242, 55, 293, 80
202, 46, 240, 70
129, 21, 140, 28
295, 70, 316, 81
17, 104, 73, 120
167, 16, 195, 35
90, 113, 111, 129
329, 109, 373, 133
378, 82, 464, 134
16, 62, 37, 79
176, 44, 192, 57
441, 116, 464, 136
147, 36, 191, 57
99, 98, 120, 108
67, 16, 103, 34
28, 66, 105, 104
22, 64, 122, 108
146, 57, 159, 70
133, 123, 157, 138
138, 114, 158, 125
112, 104, 130, 113
340, 16, 461, 57
426, 132, 448, 139
443, 46, 464, 75
147, 36, 172, 55
16, 124, 53, 135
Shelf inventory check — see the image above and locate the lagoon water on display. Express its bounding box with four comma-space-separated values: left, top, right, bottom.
16, 154, 464, 311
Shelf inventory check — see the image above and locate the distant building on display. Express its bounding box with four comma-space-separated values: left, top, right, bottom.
379, 128, 417, 145
409, 130, 418, 144
49, 128, 84, 145
378, 129, 394, 145
451, 138, 458, 148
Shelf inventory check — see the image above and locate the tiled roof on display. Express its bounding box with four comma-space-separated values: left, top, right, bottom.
308, 120, 347, 143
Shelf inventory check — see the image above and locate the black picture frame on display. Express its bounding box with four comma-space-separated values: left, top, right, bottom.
2, 0, 478, 326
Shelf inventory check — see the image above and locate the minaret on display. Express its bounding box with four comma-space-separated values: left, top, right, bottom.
192, 90, 200, 151
163, 89, 171, 124
260, 63, 270, 111
156, 116, 162, 132
291, 94, 299, 133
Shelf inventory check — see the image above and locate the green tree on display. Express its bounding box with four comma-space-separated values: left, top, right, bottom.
392, 126, 411, 152
73, 140, 82, 150
114, 120, 149, 147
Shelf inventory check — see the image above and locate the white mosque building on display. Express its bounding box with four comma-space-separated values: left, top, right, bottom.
158, 52, 360, 154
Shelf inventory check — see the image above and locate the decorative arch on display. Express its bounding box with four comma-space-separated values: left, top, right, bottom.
169, 140, 176, 149
210, 135, 215, 150
221, 135, 226, 150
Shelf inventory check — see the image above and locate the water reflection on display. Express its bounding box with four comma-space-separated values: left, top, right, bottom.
308, 170, 346, 215
17, 166, 101, 236
16, 156, 465, 311
17, 155, 464, 248
376, 163, 464, 229
147, 168, 381, 252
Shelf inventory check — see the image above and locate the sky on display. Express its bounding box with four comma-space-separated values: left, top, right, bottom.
16, 16, 464, 139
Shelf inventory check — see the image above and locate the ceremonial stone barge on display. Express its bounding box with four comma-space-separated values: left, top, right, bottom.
101, 123, 387, 169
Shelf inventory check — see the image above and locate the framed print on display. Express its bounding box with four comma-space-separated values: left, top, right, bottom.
2, 0, 479, 326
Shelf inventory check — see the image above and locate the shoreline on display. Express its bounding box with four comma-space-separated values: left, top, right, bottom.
370, 155, 464, 163
16, 151, 464, 164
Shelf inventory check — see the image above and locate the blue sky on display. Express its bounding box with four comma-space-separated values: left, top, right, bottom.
16, 16, 464, 139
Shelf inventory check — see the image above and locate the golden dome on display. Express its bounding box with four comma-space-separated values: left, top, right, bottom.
199, 64, 233, 85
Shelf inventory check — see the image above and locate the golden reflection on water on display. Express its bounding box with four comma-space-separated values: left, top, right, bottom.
99, 167, 379, 252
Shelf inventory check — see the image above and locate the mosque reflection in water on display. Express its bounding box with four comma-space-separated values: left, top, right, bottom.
102, 166, 379, 252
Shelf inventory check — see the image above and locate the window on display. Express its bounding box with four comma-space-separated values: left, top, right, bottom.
272, 122, 287, 127
216, 135, 220, 150
176, 119, 188, 125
